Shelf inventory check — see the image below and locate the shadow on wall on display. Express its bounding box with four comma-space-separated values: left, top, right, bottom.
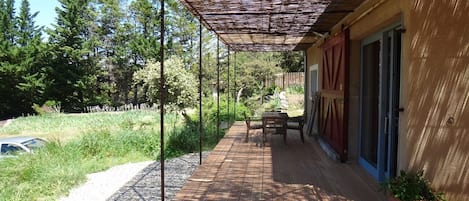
407, 0, 469, 200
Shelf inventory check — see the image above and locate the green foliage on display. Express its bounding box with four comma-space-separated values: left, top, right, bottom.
264, 88, 283, 111
286, 84, 304, 94
0, 111, 203, 200
277, 51, 304, 72
45, 0, 105, 112
232, 52, 282, 99
134, 56, 198, 109
381, 170, 445, 201
32, 100, 61, 115
0, 0, 48, 119
0, 130, 154, 201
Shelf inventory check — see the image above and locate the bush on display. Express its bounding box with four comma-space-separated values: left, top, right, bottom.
286, 84, 304, 94
133, 56, 198, 110
201, 95, 250, 123
32, 100, 61, 115
382, 170, 445, 201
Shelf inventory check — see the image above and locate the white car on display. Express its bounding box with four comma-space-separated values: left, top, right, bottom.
0, 136, 47, 158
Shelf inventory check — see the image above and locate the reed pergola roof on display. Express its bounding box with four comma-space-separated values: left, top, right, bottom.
179, 0, 365, 51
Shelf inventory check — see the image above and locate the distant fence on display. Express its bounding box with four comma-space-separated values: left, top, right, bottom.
84, 103, 158, 113
265, 72, 304, 89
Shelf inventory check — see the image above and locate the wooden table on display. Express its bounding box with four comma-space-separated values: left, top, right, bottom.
262, 112, 288, 144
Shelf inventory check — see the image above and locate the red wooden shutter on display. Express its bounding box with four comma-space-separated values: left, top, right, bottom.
320, 29, 349, 162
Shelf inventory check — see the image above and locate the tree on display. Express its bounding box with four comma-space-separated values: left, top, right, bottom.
277, 51, 304, 72
133, 56, 197, 110
14, 0, 48, 112
93, 0, 125, 104
46, 0, 102, 112
127, 0, 161, 104
0, 0, 49, 118
166, 0, 198, 66
17, 0, 40, 47
230, 52, 282, 100
0, 0, 16, 44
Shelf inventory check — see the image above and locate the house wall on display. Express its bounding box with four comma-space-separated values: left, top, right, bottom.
306, 0, 469, 200
404, 1, 469, 200
305, 47, 322, 135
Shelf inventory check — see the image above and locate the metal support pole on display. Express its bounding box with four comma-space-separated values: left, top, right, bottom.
234, 52, 237, 121
216, 37, 220, 141
159, 0, 165, 200
227, 49, 230, 124
198, 22, 203, 165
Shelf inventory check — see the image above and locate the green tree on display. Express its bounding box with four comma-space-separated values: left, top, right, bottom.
0, 0, 16, 44
230, 52, 282, 100
0, 0, 49, 118
166, 0, 198, 65
127, 0, 161, 104
278, 51, 304, 72
93, 0, 125, 104
17, 0, 39, 47
15, 0, 49, 112
46, 0, 101, 112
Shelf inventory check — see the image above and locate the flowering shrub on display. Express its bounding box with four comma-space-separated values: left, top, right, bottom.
134, 56, 198, 110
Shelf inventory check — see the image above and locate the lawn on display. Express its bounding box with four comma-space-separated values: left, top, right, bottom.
0, 111, 191, 201
0, 111, 179, 142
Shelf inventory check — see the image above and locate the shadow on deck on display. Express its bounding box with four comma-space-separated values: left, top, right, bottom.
175, 122, 385, 200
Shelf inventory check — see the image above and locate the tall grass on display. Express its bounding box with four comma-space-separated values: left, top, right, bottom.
0, 111, 192, 201
0, 110, 229, 200
0, 111, 178, 141
0, 109, 229, 200
0, 128, 158, 201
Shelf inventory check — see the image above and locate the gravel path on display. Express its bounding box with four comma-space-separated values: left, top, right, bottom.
108, 152, 208, 201
59, 161, 153, 201
60, 152, 208, 201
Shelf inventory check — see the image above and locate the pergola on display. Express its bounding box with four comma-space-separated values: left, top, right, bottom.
180, 0, 364, 51
156, 0, 365, 200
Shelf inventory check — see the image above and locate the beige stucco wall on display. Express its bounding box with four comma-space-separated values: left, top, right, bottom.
405, 1, 469, 200
306, 0, 469, 199
305, 47, 322, 135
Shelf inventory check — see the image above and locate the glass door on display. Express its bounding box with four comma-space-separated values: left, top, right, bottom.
359, 25, 401, 182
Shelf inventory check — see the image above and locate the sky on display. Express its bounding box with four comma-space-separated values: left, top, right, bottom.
16, 0, 59, 29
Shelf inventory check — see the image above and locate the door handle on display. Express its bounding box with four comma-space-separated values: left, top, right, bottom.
384, 116, 389, 135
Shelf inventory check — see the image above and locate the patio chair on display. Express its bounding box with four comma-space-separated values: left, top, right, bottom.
243, 112, 263, 142
287, 115, 305, 143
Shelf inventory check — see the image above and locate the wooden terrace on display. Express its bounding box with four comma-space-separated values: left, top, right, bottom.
175, 122, 385, 200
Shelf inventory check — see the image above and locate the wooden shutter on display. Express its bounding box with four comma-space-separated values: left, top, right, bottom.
320, 29, 349, 162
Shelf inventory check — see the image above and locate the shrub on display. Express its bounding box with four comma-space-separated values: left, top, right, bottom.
133, 56, 198, 110
382, 170, 445, 201
286, 84, 304, 94
201, 95, 250, 123
32, 100, 61, 115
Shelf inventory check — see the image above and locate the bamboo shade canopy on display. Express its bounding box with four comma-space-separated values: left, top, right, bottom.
179, 0, 364, 51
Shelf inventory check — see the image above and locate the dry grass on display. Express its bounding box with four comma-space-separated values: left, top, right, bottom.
286, 93, 304, 117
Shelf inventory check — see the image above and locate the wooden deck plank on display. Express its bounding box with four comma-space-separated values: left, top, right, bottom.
175, 122, 385, 201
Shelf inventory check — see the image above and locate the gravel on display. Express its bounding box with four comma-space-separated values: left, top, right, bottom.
59, 152, 208, 201
59, 161, 153, 201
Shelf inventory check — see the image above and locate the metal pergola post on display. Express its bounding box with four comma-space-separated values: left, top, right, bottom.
159, 0, 165, 200
216, 37, 220, 141
233, 51, 237, 121
227, 49, 230, 124
198, 22, 203, 165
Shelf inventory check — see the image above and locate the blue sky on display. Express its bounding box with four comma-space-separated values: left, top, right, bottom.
16, 0, 59, 29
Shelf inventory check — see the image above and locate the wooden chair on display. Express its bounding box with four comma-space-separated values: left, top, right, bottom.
243, 112, 263, 142
287, 115, 305, 143
262, 112, 288, 144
